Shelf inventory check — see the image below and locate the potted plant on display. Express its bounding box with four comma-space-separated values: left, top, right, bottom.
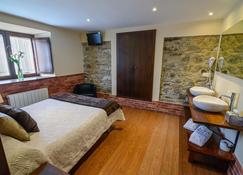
9, 51, 24, 81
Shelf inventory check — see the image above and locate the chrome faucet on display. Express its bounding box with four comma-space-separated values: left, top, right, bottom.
219, 93, 239, 112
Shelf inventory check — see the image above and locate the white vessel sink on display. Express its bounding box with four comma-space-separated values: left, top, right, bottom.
193, 95, 229, 112
190, 86, 215, 96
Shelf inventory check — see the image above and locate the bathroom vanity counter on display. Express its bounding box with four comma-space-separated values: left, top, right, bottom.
185, 90, 240, 170
187, 91, 243, 131
186, 130, 234, 162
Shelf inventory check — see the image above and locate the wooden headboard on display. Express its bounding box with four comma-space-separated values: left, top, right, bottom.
0, 137, 10, 175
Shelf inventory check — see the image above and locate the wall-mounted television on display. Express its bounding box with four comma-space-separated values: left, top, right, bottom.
87, 32, 103, 45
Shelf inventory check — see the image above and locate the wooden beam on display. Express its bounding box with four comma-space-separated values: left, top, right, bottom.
0, 136, 10, 175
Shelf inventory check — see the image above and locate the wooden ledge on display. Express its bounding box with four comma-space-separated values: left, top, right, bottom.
187, 90, 243, 131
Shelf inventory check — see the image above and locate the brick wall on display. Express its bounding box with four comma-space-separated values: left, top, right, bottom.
98, 93, 185, 117
0, 74, 84, 103
0, 75, 185, 116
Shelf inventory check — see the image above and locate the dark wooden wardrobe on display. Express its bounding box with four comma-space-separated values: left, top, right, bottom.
117, 30, 156, 101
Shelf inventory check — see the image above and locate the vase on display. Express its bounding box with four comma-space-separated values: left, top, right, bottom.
17, 66, 24, 81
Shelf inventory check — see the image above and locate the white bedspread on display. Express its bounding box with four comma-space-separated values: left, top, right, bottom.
2, 99, 125, 174
1, 135, 48, 175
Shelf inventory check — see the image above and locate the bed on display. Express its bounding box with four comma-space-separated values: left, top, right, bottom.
1, 90, 125, 175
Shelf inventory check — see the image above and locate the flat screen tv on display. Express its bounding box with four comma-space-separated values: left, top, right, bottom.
87, 32, 102, 45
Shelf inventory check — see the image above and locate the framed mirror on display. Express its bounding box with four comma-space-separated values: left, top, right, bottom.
217, 20, 243, 79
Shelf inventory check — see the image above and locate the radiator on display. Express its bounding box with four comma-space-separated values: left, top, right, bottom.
7, 88, 49, 108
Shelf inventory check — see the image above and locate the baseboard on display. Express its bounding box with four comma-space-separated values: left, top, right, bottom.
97, 93, 185, 116
228, 154, 243, 175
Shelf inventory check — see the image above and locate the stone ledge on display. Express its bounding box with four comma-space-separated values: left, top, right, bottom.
0, 75, 56, 85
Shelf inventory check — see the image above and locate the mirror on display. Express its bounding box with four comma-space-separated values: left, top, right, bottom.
217, 20, 243, 79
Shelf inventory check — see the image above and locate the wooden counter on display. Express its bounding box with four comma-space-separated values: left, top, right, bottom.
188, 91, 243, 131
186, 90, 240, 168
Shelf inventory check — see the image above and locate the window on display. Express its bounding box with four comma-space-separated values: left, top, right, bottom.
10, 36, 36, 74
0, 34, 10, 77
34, 38, 54, 74
0, 30, 54, 80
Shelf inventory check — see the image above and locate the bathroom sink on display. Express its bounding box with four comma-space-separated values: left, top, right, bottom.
190, 86, 215, 96
193, 95, 229, 112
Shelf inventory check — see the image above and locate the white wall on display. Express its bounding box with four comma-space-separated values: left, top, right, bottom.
0, 13, 84, 76
101, 20, 222, 100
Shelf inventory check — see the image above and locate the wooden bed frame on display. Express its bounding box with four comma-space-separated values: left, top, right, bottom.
0, 137, 10, 175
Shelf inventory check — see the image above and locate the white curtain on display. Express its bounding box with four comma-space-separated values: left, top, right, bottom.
10, 36, 36, 74
0, 35, 10, 76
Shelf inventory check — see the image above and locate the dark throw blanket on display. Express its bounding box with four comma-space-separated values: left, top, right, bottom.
51, 93, 120, 115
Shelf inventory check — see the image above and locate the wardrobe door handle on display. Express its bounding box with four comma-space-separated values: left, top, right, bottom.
130, 65, 137, 70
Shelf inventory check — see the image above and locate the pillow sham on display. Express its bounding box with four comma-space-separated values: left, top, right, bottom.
0, 105, 39, 132
0, 112, 30, 141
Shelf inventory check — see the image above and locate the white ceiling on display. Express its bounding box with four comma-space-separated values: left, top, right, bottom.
0, 0, 240, 31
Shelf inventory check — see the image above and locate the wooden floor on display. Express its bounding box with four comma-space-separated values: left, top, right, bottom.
74, 107, 225, 175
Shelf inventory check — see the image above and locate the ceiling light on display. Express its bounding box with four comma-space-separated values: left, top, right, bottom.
209, 12, 214, 16
86, 18, 91, 22
152, 7, 157, 12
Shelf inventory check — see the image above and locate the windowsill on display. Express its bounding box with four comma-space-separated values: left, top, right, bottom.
0, 74, 56, 85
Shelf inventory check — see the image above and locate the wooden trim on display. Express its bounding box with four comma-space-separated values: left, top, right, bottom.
30, 37, 39, 75
33, 37, 54, 74
46, 37, 54, 74
0, 29, 34, 38
116, 29, 157, 35
0, 137, 10, 175
6, 30, 35, 38
4, 31, 17, 79
0, 31, 14, 80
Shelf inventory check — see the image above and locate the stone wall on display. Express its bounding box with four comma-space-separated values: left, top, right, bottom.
82, 42, 112, 93
0, 74, 84, 103
160, 35, 220, 103
219, 33, 243, 79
